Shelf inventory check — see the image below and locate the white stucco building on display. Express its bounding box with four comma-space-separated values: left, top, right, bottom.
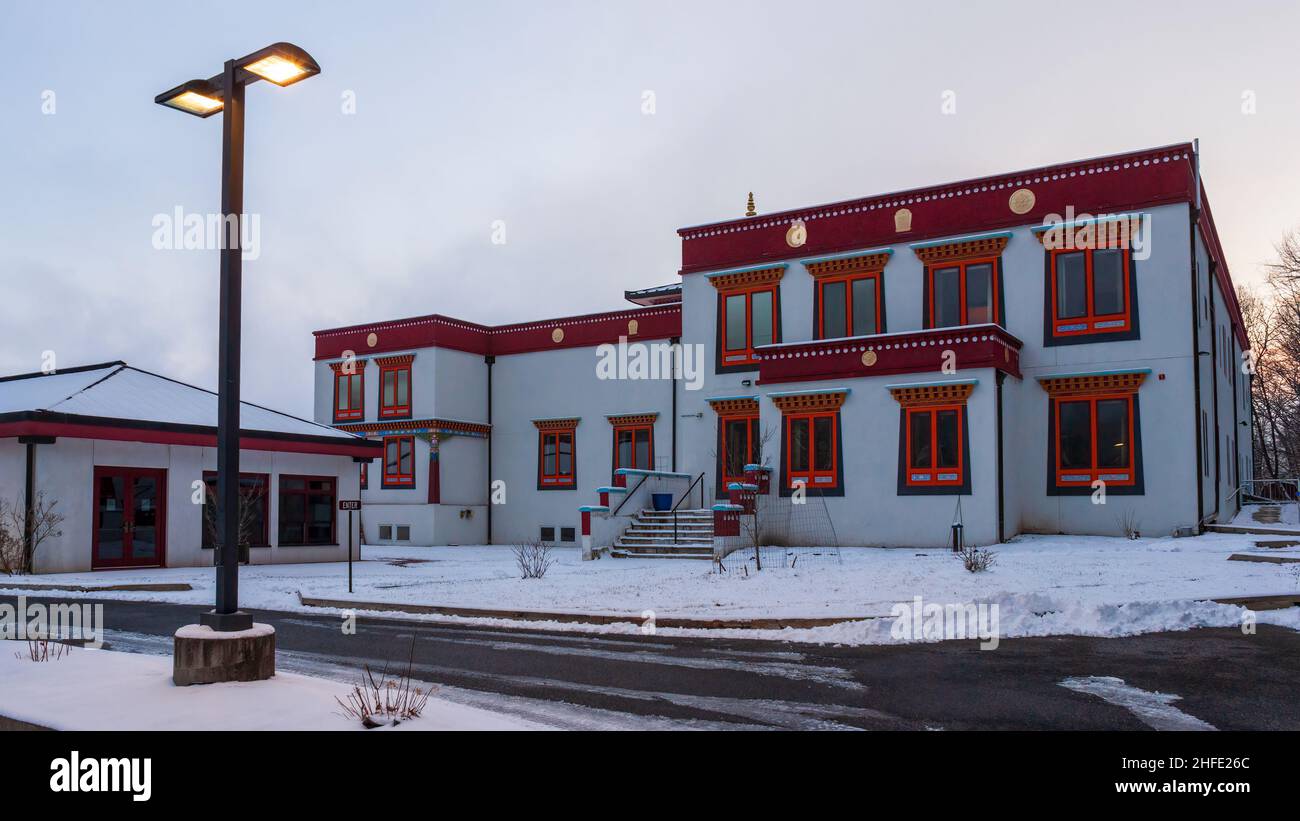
314, 142, 1251, 554
0, 362, 378, 572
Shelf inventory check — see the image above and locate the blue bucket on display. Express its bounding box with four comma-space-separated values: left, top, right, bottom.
651, 493, 673, 511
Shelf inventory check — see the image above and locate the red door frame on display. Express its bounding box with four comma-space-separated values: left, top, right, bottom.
91, 466, 167, 570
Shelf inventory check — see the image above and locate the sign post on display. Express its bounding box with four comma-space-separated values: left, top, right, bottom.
339, 499, 361, 593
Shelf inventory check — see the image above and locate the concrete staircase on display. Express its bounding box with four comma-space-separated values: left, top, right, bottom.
611, 509, 714, 559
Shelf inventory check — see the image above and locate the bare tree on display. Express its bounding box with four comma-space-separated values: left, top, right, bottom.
734, 423, 779, 571
0, 492, 66, 575
513, 540, 555, 579
203, 482, 264, 554
1242, 229, 1300, 486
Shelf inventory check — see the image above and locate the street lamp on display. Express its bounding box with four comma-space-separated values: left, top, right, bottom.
156, 43, 320, 633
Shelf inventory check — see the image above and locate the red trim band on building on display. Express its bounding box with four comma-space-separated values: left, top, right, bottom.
755, 324, 1023, 385
313, 305, 682, 362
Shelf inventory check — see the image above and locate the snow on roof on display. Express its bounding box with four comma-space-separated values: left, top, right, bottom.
0, 362, 354, 440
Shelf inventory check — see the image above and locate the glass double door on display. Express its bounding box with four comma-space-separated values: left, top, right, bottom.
92, 467, 166, 569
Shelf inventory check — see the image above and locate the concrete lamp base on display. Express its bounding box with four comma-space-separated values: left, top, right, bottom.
173, 623, 276, 686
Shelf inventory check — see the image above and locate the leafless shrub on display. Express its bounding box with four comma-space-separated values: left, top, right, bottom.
335, 638, 432, 728
1116, 509, 1141, 539
17, 639, 70, 662
202, 481, 264, 551
0, 493, 66, 575
513, 540, 554, 579
958, 545, 997, 573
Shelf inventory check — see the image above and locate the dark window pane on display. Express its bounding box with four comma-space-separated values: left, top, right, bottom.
283, 477, 305, 491
725, 419, 747, 478
909, 411, 932, 468
822, 281, 847, 338
635, 428, 651, 468
337, 376, 348, 411
965, 263, 993, 324
558, 434, 572, 476
386, 441, 399, 475
751, 290, 774, 348
1059, 401, 1093, 470
617, 430, 634, 468
933, 268, 961, 328
1056, 252, 1087, 319
936, 409, 960, 469
543, 436, 556, 475
1092, 249, 1125, 316
813, 416, 834, 471
1096, 399, 1129, 468
851, 278, 877, 336
790, 418, 809, 472
725, 294, 747, 350
383, 370, 395, 405
400, 438, 414, 473
397, 370, 409, 406
749, 419, 761, 465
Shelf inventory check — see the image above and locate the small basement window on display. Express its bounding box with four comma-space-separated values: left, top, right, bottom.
539, 526, 556, 542
560, 527, 576, 542
378, 525, 392, 540
396, 525, 411, 541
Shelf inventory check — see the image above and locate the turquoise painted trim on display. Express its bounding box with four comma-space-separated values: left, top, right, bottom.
1035, 368, 1152, 381
605, 411, 659, 420
1030, 213, 1144, 233
711, 503, 744, 511
531, 416, 580, 424
742, 464, 772, 472
594, 486, 628, 494
706, 394, 759, 403
909, 230, 1013, 250
765, 387, 852, 399
578, 505, 609, 513
799, 247, 894, 266
703, 262, 789, 279
614, 468, 693, 480
727, 482, 759, 491
883, 378, 979, 390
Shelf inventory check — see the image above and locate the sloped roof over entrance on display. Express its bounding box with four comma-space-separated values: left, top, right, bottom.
0, 362, 379, 457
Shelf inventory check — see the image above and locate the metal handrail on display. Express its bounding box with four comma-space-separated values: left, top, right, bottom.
672, 472, 706, 544
610, 474, 649, 518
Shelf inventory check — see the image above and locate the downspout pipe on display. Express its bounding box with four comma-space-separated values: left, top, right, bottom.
17, 435, 54, 571
670, 335, 680, 472
1189, 205, 1205, 528
995, 371, 1005, 543
485, 354, 495, 545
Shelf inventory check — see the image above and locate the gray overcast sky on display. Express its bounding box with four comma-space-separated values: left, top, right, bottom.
1, 0, 1297, 418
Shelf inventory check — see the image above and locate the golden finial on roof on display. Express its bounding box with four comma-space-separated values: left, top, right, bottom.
745, 192, 757, 217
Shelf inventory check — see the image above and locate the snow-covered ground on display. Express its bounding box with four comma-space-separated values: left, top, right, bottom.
3, 532, 1299, 645
0, 644, 541, 731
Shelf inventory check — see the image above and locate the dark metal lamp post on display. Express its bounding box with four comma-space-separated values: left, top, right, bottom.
155, 43, 320, 632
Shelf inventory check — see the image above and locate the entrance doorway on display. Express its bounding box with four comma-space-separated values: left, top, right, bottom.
92, 467, 166, 569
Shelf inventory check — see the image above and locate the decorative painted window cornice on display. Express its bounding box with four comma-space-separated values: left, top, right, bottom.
375, 353, 416, 367
1037, 369, 1149, 397
767, 388, 850, 414
335, 417, 491, 437
888, 379, 977, 407
802, 249, 893, 279
707, 396, 759, 416
327, 360, 366, 372
706, 264, 786, 291
533, 417, 580, 431
606, 412, 659, 426
910, 232, 1010, 264
1031, 214, 1143, 251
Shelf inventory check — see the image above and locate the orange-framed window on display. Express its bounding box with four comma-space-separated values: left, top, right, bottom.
1054, 393, 1135, 487
382, 435, 416, 487
379, 362, 411, 418
817, 272, 881, 339
905, 405, 965, 487
720, 415, 760, 487
927, 258, 998, 328
720, 285, 777, 367
333, 368, 363, 421
613, 423, 654, 472
786, 411, 838, 489
1049, 247, 1132, 337
538, 429, 577, 488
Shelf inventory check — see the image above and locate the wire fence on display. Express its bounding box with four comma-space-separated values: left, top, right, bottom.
714, 490, 842, 572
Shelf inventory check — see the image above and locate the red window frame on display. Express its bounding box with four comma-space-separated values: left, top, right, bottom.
382, 435, 416, 487
379, 362, 412, 418
720, 284, 777, 366
1053, 393, 1136, 487
904, 405, 965, 487
333, 368, 364, 422
360, 462, 368, 490
816, 272, 882, 339
720, 415, 760, 487
785, 411, 838, 489
1048, 247, 1133, 337
277, 474, 337, 546
926, 257, 999, 328
613, 423, 654, 472
538, 428, 577, 488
